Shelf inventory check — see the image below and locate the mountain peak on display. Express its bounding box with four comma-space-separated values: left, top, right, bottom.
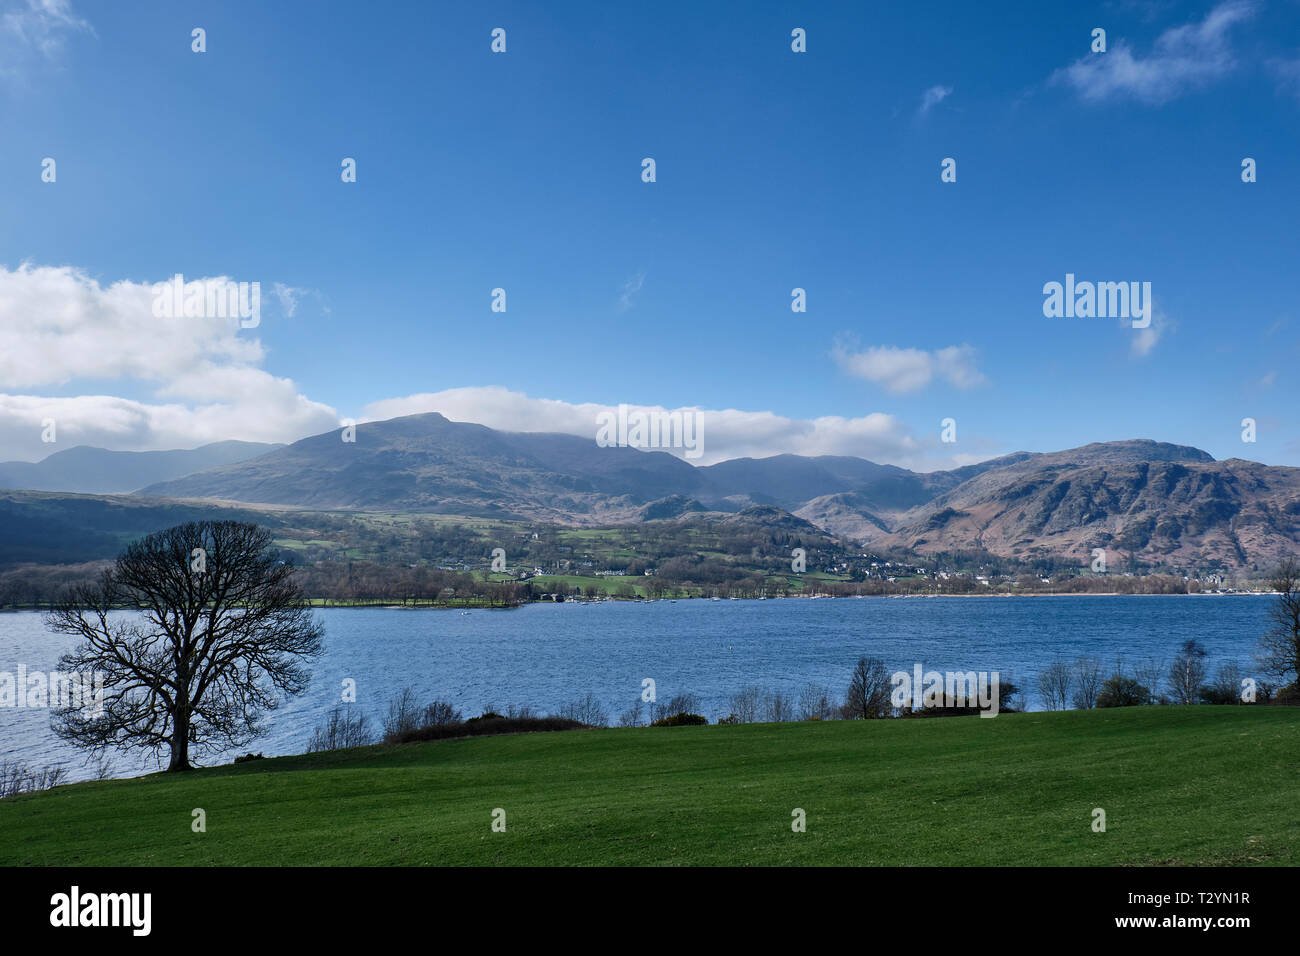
1078, 439, 1214, 463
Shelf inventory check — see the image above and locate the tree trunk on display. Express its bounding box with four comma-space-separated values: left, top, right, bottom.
168, 706, 192, 771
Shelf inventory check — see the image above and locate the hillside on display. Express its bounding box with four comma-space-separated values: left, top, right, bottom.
140, 413, 707, 523
131, 417, 1300, 569
0, 491, 287, 566
875, 448, 1300, 569
0, 441, 282, 495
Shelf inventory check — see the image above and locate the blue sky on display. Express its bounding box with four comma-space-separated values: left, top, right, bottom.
1, 0, 1297, 468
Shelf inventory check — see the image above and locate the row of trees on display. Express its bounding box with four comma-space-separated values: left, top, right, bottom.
0, 561, 112, 608
342, 633, 1279, 741
304, 676, 887, 745
290, 561, 524, 606
1037, 560, 1300, 708
1037, 645, 1253, 709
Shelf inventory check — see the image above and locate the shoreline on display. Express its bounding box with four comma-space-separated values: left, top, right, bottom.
0, 591, 1276, 614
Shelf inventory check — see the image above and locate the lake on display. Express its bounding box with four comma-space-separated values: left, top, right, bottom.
0, 595, 1275, 782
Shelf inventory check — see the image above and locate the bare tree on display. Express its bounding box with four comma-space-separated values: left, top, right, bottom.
617, 699, 644, 727
797, 683, 836, 720
1036, 660, 1073, 711
1071, 656, 1103, 710
1199, 661, 1245, 705
843, 656, 892, 719
559, 691, 609, 727
1132, 657, 1165, 701
383, 687, 422, 740
0, 761, 68, 799
46, 521, 323, 771
727, 685, 763, 723
308, 706, 372, 752
763, 690, 794, 722
1169, 639, 1208, 704
1258, 557, 1300, 694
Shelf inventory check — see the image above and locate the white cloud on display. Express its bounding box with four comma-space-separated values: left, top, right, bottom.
917, 84, 953, 116
273, 283, 304, 318
1051, 1, 1256, 105
1129, 306, 1170, 358
617, 271, 646, 312
1130, 324, 1160, 358
0, 263, 337, 461
0, 391, 335, 462
1, 0, 90, 67
360, 386, 971, 470
831, 341, 986, 394
269, 283, 326, 319
0, 263, 991, 472
0, 264, 268, 390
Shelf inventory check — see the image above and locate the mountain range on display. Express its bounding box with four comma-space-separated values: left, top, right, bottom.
0, 441, 281, 495
3, 414, 1296, 569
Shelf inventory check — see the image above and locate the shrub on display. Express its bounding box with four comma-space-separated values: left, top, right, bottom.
996, 677, 1022, 714
387, 715, 583, 744
557, 691, 609, 727
1096, 675, 1154, 708
905, 677, 1021, 717
1199, 663, 1247, 705
654, 692, 700, 722
307, 706, 373, 752
0, 760, 68, 799
479, 703, 538, 720
1270, 682, 1300, 705
649, 712, 708, 727
421, 700, 462, 726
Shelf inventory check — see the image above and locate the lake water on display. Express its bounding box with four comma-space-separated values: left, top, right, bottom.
0, 595, 1275, 782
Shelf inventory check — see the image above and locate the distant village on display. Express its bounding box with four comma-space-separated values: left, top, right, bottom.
435, 543, 1272, 600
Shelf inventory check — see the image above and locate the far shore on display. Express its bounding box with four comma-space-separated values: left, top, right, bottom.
0, 590, 1277, 613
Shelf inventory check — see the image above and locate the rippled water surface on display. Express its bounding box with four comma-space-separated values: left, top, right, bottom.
0, 595, 1272, 781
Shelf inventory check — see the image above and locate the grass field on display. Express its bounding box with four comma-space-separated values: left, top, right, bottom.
2, 707, 1296, 866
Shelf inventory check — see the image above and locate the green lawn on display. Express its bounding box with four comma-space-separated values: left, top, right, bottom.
2, 707, 1296, 866
523, 573, 648, 596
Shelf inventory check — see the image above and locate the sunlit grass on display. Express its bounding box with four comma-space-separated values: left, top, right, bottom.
3, 707, 1294, 866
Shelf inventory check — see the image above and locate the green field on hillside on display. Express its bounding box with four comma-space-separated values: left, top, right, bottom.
2, 707, 1295, 866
